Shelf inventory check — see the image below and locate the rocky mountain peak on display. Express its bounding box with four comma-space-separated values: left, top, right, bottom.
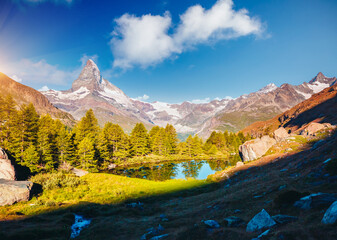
72, 59, 102, 91
310, 72, 330, 84
257, 83, 278, 94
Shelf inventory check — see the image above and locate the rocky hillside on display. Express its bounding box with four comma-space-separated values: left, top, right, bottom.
241, 80, 337, 137
41, 60, 336, 137
0, 72, 74, 126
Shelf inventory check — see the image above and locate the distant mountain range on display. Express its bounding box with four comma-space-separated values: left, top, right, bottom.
40, 60, 336, 138
0, 72, 74, 126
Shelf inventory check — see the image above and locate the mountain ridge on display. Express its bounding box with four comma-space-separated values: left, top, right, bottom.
40, 60, 336, 137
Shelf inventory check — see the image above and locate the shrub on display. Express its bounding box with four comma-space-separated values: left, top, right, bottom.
30, 172, 85, 190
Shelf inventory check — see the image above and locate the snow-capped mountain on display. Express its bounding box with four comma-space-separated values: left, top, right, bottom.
41, 60, 336, 138
42, 60, 152, 131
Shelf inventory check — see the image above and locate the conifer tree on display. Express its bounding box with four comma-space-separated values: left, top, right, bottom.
77, 137, 97, 171
164, 124, 178, 155
75, 109, 99, 144
38, 115, 58, 171
130, 123, 150, 157
11, 103, 39, 163
22, 144, 40, 173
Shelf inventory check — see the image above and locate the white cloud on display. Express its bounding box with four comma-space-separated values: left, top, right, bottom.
111, 12, 178, 69
11, 75, 22, 83
135, 94, 150, 101
38, 85, 50, 91
1, 58, 80, 87
110, 0, 264, 69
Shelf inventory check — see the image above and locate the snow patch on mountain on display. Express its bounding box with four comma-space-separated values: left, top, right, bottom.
308, 81, 331, 93
148, 102, 181, 118
42, 87, 90, 101
257, 83, 277, 94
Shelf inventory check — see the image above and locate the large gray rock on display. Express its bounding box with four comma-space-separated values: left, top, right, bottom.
322, 201, 337, 224
294, 193, 337, 210
246, 209, 276, 232
273, 127, 289, 142
0, 179, 33, 206
0, 148, 15, 180
239, 136, 276, 162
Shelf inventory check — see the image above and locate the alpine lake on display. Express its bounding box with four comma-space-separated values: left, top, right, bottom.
108, 156, 241, 181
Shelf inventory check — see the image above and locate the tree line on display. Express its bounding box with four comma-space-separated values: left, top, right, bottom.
0, 95, 251, 173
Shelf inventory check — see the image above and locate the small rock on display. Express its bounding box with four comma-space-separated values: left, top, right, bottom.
149, 234, 169, 240
72, 168, 88, 177
246, 209, 276, 232
223, 216, 245, 227
322, 201, 337, 224
234, 209, 241, 213
127, 201, 144, 209
204, 220, 220, 228
294, 193, 337, 210
280, 169, 288, 172
272, 215, 298, 225
278, 185, 287, 190
236, 161, 244, 167
323, 158, 332, 164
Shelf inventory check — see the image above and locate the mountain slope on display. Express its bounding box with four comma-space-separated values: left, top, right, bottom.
196, 72, 336, 138
241, 81, 337, 137
0, 72, 74, 126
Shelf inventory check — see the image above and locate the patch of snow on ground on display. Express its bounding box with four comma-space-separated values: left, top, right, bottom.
70, 214, 91, 239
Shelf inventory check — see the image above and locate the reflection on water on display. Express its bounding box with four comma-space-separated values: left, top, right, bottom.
109, 156, 240, 181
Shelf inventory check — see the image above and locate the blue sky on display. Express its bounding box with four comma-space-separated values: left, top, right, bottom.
0, 0, 336, 103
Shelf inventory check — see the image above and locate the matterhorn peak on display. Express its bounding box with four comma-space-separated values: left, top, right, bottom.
72, 59, 102, 91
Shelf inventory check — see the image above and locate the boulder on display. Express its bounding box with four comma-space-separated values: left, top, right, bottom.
0, 179, 33, 206
294, 193, 337, 210
236, 161, 244, 167
322, 201, 337, 224
273, 127, 289, 142
300, 122, 334, 136
72, 168, 88, 177
204, 220, 220, 228
239, 136, 276, 162
272, 215, 298, 225
0, 148, 15, 180
246, 209, 276, 232
224, 216, 245, 227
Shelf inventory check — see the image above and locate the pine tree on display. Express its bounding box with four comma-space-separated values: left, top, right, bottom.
11, 103, 39, 163
98, 123, 129, 165
130, 123, 150, 157
77, 137, 97, 171
37, 115, 59, 171
22, 144, 40, 173
164, 124, 178, 155
75, 109, 99, 144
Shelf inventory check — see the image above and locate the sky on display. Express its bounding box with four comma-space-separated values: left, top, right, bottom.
0, 0, 336, 103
